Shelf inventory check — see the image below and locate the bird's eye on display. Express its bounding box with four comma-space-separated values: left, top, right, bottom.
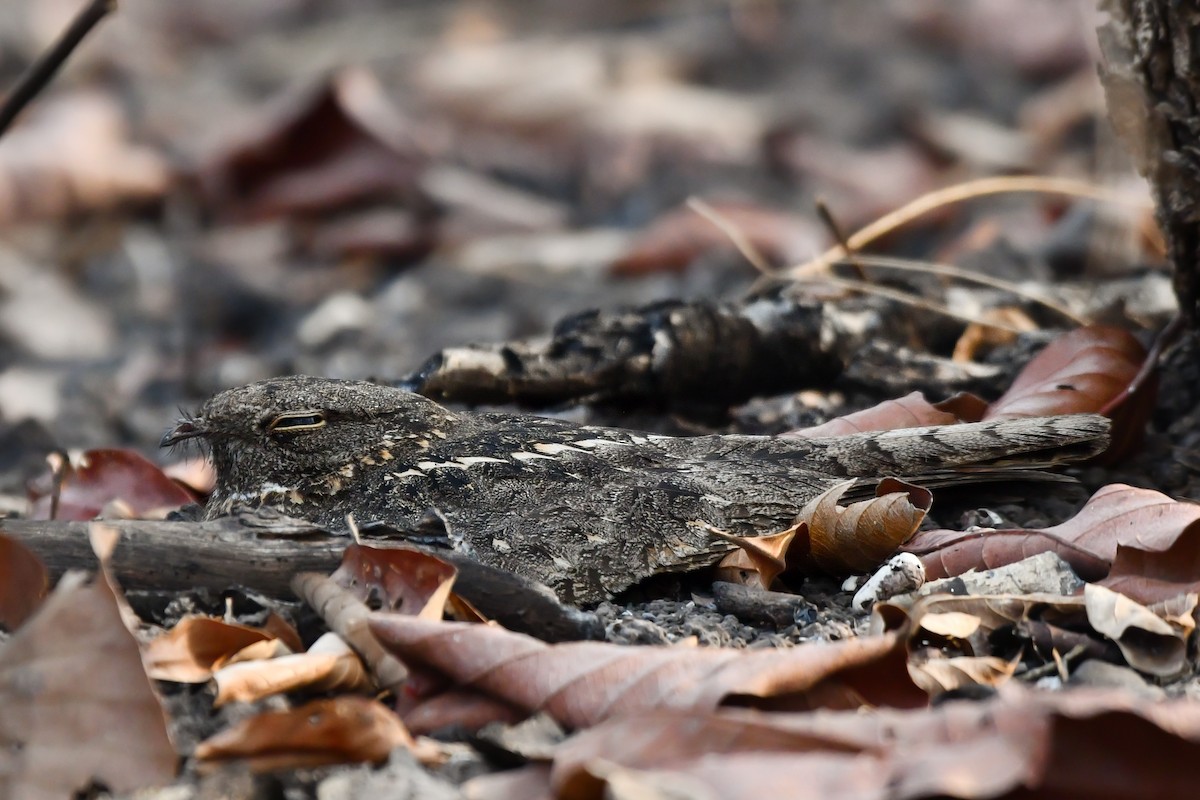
266, 411, 327, 433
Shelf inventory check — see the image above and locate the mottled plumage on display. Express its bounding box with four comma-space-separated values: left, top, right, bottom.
163, 376, 1110, 603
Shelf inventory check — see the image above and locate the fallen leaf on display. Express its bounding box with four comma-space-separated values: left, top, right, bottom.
0, 525, 175, 798
195, 695, 418, 772
402, 688, 528, 736
908, 655, 1017, 694
27, 448, 198, 521
1082, 584, 1189, 677
195, 67, 426, 223
801, 479, 932, 574
713, 522, 805, 589
548, 686, 1200, 800
331, 543, 458, 621
213, 632, 371, 706
367, 616, 923, 732
985, 325, 1154, 460
143, 616, 277, 683
0, 533, 48, 629
884, 588, 1185, 679
1101, 521, 1200, 604
905, 484, 1200, 581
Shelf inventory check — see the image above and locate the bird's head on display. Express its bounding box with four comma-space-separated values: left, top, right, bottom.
162, 375, 457, 504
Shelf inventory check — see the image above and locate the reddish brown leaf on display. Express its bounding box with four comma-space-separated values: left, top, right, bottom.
402, 688, 527, 736
0, 525, 175, 797
0, 533, 48, 630
143, 616, 276, 683
194, 696, 419, 772
27, 449, 197, 521
548, 687, 1200, 800
610, 200, 825, 276
801, 479, 932, 574
905, 484, 1200, 581
985, 325, 1154, 460
1101, 522, 1200, 605
367, 616, 923, 732
331, 544, 457, 621
787, 391, 981, 438
195, 67, 426, 224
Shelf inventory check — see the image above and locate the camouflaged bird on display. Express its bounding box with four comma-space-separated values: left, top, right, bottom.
162, 376, 1110, 604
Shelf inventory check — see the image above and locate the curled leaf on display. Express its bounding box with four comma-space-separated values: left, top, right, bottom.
905, 484, 1200, 581
802, 479, 932, 574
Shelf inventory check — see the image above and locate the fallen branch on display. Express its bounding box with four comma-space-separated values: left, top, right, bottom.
2, 511, 602, 642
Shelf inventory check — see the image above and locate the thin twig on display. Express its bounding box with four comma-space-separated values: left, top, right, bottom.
0, 0, 116, 137
787, 175, 1154, 279
47, 449, 70, 522
685, 197, 774, 275
814, 196, 868, 281
689, 195, 1031, 334
793, 274, 1031, 334
825, 253, 1089, 325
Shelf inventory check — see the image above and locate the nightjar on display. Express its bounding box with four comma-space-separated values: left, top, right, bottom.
162, 376, 1109, 603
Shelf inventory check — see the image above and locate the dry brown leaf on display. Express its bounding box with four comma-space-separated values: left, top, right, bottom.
713, 522, 805, 589
0, 92, 168, 226
787, 391, 976, 438
1082, 584, 1188, 677
403, 688, 528, 737
195, 67, 426, 224
143, 616, 276, 683
27, 448, 198, 521
548, 686, 1200, 800
213, 632, 371, 706
0, 525, 174, 798
908, 655, 1017, 695
331, 543, 458, 621
985, 325, 1153, 461
367, 616, 923, 732
1101, 521, 1200, 605
880, 592, 1094, 666
195, 695, 419, 772
905, 484, 1200, 581
801, 479, 932, 574
0, 532, 48, 630
886, 587, 1188, 679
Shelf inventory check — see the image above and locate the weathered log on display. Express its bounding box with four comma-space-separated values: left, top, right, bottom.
2, 512, 602, 642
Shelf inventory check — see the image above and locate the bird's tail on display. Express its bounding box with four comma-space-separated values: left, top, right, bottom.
798, 413, 1111, 479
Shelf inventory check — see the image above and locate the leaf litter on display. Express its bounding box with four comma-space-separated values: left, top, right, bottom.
0, 1, 1196, 797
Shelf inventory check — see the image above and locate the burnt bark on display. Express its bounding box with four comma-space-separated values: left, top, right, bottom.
1097, 0, 1200, 326
401, 285, 882, 410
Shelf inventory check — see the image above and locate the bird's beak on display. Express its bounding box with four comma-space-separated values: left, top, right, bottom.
160, 418, 206, 447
